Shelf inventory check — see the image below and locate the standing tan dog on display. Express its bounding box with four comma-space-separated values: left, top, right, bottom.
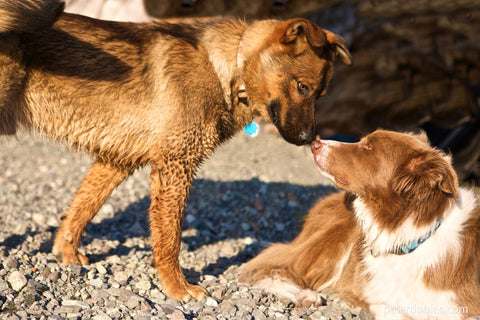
0, 0, 351, 300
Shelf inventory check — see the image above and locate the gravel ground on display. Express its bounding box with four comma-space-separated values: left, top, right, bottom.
0, 130, 373, 320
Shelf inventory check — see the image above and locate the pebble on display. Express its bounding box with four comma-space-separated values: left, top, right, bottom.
8, 271, 27, 292
4, 256, 19, 269
135, 280, 151, 290
171, 309, 187, 320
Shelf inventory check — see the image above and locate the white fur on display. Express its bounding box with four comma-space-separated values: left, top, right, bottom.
253, 246, 352, 306
254, 277, 323, 306
359, 188, 477, 320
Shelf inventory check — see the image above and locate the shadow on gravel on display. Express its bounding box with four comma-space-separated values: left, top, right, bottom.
1, 178, 336, 279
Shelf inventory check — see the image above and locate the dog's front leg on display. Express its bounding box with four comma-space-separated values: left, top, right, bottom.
53, 161, 131, 265
149, 160, 206, 301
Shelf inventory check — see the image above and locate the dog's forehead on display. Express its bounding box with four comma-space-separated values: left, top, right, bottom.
367, 131, 430, 152
279, 51, 330, 81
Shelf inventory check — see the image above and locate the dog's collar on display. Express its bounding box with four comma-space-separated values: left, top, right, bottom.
371, 219, 443, 257
237, 35, 248, 105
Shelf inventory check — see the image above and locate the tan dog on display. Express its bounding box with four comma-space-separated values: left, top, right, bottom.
0, 0, 351, 300
241, 130, 480, 319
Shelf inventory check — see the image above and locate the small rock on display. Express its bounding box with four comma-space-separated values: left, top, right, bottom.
92, 312, 112, 320
95, 264, 107, 275
27, 279, 48, 293
0, 279, 10, 292
4, 256, 19, 269
135, 280, 151, 291
184, 301, 204, 314
69, 264, 83, 276
254, 198, 265, 212
127, 299, 140, 310
359, 308, 375, 320
113, 271, 129, 284
8, 271, 27, 292
252, 309, 267, 320
170, 309, 187, 320
89, 278, 104, 288
62, 299, 91, 309
135, 310, 152, 320
48, 271, 61, 282
219, 300, 237, 318
205, 297, 219, 307
161, 304, 179, 315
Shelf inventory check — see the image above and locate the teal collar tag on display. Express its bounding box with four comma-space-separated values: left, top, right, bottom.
244, 122, 258, 136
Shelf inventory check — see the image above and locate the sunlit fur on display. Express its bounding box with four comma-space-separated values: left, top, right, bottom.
241, 130, 480, 319
0, 0, 351, 301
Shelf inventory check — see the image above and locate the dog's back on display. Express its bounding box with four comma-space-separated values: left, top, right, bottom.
0, 0, 64, 33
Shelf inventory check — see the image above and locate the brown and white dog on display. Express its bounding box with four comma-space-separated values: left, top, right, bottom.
0, 0, 351, 301
241, 130, 480, 319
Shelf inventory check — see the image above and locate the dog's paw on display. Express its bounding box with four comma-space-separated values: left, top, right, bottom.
163, 282, 207, 302
296, 290, 326, 308
52, 245, 89, 266
186, 283, 207, 301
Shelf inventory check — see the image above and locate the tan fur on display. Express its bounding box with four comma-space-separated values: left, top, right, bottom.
0, 0, 351, 301
241, 130, 480, 318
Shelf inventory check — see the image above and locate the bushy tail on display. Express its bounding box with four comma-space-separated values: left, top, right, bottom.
0, 0, 64, 33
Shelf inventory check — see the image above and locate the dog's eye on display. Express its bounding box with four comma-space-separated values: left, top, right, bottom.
297, 82, 309, 95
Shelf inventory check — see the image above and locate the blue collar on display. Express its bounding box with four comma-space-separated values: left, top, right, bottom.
386, 219, 443, 256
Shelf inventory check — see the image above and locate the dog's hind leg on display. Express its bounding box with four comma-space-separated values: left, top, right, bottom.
149, 159, 207, 301
53, 160, 131, 265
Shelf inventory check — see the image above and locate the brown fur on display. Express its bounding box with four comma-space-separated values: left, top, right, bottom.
0, 0, 351, 301
241, 130, 480, 317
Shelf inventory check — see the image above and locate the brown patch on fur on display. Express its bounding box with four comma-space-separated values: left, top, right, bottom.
0, 0, 351, 301
423, 211, 480, 315
313, 130, 458, 230
242, 130, 480, 318
241, 192, 368, 308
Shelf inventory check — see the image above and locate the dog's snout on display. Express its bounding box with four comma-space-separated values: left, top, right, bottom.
298, 131, 314, 145
311, 140, 323, 152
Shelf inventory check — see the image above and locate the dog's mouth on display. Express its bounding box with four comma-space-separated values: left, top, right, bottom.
267, 100, 280, 126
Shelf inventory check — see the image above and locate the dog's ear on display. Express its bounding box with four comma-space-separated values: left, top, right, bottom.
393, 151, 459, 199
279, 18, 352, 65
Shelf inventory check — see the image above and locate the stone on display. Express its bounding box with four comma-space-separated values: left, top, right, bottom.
8, 271, 27, 292
170, 309, 187, 320
252, 309, 267, 320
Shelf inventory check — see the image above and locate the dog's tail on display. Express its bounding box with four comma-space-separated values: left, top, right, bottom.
0, 0, 64, 33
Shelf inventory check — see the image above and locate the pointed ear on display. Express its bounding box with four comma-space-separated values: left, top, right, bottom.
323, 29, 352, 65
279, 19, 352, 65
393, 151, 459, 199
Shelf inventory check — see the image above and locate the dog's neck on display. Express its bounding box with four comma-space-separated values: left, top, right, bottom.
370, 218, 443, 257
353, 188, 476, 258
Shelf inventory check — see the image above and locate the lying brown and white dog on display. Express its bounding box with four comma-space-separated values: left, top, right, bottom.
241, 130, 480, 319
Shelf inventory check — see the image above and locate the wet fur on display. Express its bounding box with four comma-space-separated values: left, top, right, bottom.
0, 0, 351, 301
241, 130, 480, 319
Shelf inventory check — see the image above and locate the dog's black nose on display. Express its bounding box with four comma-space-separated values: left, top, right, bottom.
298, 131, 314, 145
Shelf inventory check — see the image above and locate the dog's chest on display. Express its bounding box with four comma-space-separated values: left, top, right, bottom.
361, 249, 458, 319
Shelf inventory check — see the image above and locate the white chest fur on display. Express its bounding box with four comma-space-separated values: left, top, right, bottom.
356, 188, 477, 319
